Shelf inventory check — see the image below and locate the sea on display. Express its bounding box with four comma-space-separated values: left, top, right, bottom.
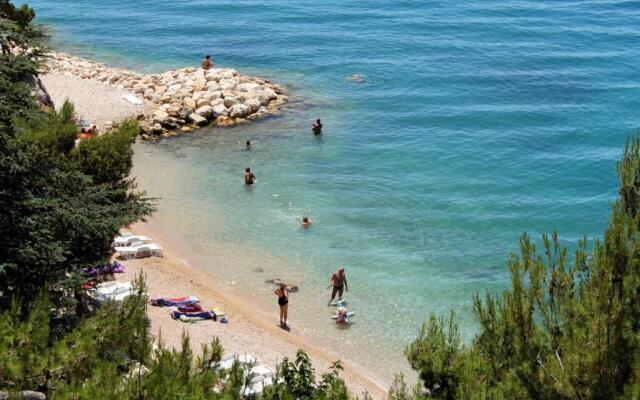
30, 0, 640, 386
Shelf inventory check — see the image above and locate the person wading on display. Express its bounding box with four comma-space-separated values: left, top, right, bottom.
327, 267, 348, 306
244, 167, 255, 185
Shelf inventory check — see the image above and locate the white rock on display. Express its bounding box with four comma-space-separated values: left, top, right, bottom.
223, 97, 241, 108
189, 113, 208, 126
218, 79, 236, 90
205, 72, 221, 82
229, 104, 250, 118
196, 98, 210, 108
184, 98, 197, 109
195, 105, 214, 119
263, 88, 278, 100
153, 110, 169, 124
212, 104, 229, 117
193, 78, 207, 91
236, 82, 261, 92
245, 98, 261, 113
192, 91, 206, 101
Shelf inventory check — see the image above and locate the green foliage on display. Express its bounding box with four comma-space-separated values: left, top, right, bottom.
402, 136, 640, 399
72, 119, 139, 186
0, 103, 153, 309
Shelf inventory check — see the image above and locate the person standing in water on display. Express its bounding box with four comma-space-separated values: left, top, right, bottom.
312, 119, 322, 135
274, 283, 289, 329
244, 167, 256, 185
202, 54, 213, 72
246, 140, 251, 150
328, 267, 348, 306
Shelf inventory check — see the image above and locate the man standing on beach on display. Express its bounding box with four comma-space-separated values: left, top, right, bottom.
328, 267, 348, 306
202, 54, 214, 72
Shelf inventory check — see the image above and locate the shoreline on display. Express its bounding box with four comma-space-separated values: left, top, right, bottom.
124, 222, 388, 398
40, 49, 390, 397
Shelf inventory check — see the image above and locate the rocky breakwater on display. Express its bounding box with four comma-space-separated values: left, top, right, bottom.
46, 52, 287, 139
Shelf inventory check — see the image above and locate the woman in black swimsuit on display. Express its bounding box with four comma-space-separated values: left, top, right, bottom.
274, 283, 288, 328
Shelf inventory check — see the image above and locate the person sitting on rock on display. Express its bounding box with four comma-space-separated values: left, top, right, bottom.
312, 119, 322, 135
202, 54, 214, 72
244, 167, 256, 185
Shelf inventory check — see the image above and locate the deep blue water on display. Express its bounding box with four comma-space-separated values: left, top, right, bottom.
29, 0, 640, 381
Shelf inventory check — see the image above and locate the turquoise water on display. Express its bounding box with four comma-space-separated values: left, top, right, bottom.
31, 0, 640, 384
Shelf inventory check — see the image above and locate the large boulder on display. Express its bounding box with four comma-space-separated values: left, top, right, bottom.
263, 87, 278, 101
152, 110, 169, 124
151, 123, 164, 135
196, 98, 210, 108
189, 113, 208, 126
184, 98, 197, 109
223, 97, 241, 108
178, 107, 193, 120
218, 79, 236, 91
236, 82, 261, 92
161, 117, 179, 130
193, 78, 207, 91
229, 104, 250, 118
244, 98, 261, 113
205, 72, 221, 82
192, 91, 207, 101
212, 104, 229, 117
195, 105, 214, 119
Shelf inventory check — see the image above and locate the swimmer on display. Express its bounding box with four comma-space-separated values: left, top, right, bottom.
312, 119, 322, 135
346, 74, 365, 83
302, 217, 311, 228
244, 167, 256, 185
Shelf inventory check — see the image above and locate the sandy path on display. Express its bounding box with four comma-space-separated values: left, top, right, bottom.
40, 73, 155, 131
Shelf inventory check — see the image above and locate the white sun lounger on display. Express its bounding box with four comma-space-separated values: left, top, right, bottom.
89, 281, 138, 303
113, 235, 151, 247
212, 353, 258, 371
244, 375, 274, 397
115, 243, 163, 259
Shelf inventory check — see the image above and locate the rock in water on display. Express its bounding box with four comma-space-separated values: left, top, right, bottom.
189, 113, 208, 126
195, 105, 214, 119
229, 104, 250, 118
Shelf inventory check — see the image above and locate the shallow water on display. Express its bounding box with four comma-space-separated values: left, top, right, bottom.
31, 0, 640, 385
